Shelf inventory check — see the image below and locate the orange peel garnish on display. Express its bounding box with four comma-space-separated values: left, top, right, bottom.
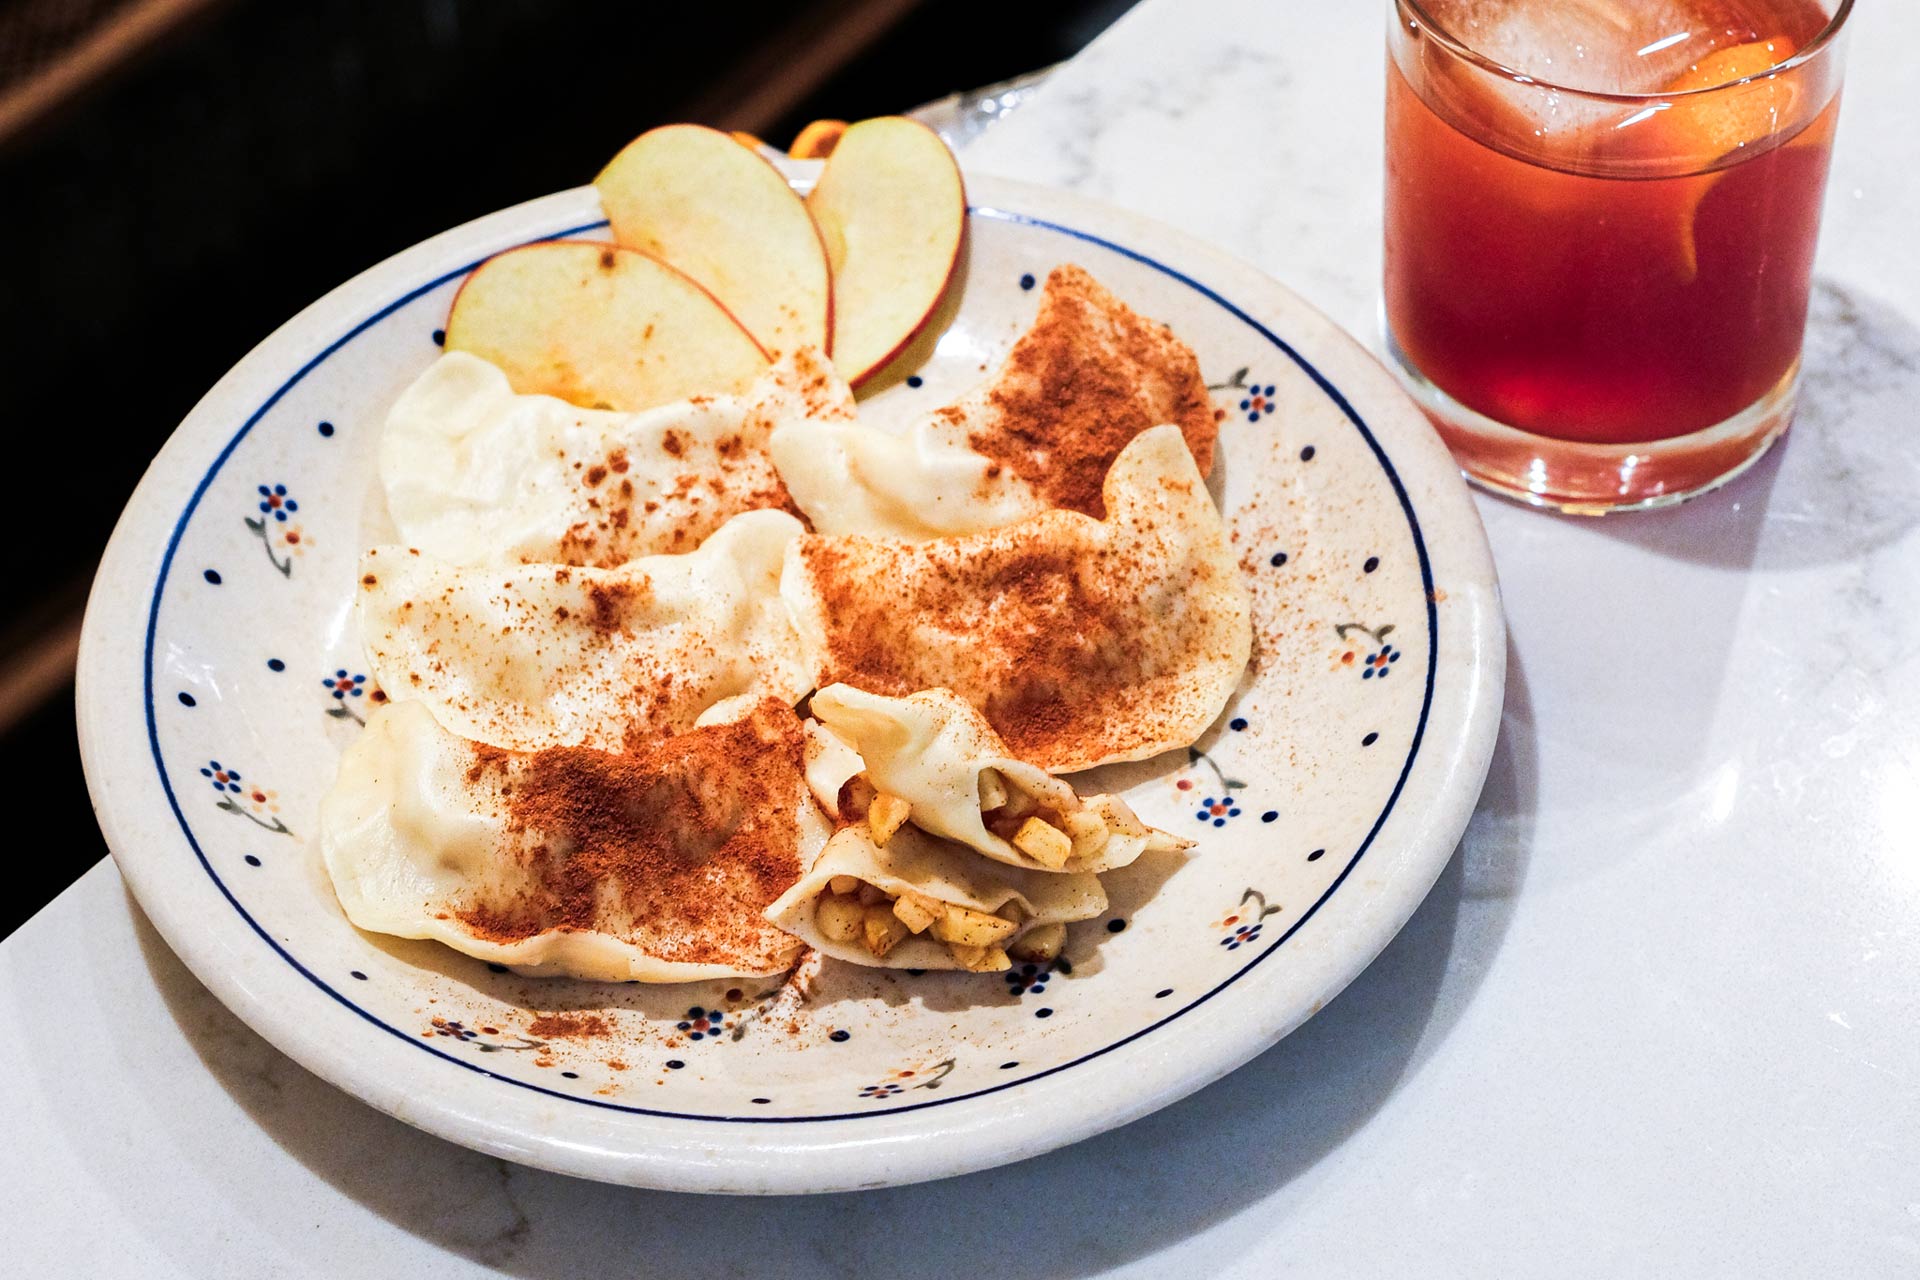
790, 119, 849, 160
1671, 36, 1797, 91
1658, 38, 1798, 282
1665, 37, 1800, 156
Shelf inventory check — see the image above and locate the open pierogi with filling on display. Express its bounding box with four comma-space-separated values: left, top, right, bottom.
764, 823, 1107, 973
808, 684, 1191, 875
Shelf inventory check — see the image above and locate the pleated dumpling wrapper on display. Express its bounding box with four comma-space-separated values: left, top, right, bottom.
321, 698, 827, 982
764, 823, 1107, 973
782, 424, 1252, 773
769, 264, 1216, 539
360, 508, 808, 753
808, 684, 1192, 874
382, 347, 853, 567
766, 412, 1045, 541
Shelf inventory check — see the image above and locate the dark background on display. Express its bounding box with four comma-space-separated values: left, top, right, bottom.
2, 0, 1135, 939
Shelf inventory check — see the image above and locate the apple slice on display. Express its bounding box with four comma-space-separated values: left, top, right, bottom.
807, 116, 966, 386
596, 124, 832, 358
445, 241, 768, 412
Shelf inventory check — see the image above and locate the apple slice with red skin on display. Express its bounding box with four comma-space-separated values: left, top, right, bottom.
806, 116, 966, 386
444, 241, 769, 413
596, 124, 832, 358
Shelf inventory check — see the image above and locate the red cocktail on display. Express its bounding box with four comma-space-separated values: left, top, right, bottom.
1385, 0, 1851, 511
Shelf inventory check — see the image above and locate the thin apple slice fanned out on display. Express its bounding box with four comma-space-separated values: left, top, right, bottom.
806, 115, 966, 386
445, 240, 768, 413
596, 124, 832, 358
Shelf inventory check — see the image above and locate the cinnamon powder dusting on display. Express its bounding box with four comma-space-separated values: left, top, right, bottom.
585, 578, 646, 634
791, 426, 1246, 771
549, 415, 800, 568
962, 264, 1216, 518
361, 543, 796, 752
454, 699, 807, 971
528, 1012, 612, 1039
798, 534, 1174, 770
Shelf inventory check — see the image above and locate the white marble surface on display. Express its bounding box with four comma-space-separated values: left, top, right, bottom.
8, 0, 1919, 1273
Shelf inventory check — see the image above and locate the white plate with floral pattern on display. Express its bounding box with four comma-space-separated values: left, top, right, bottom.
77, 172, 1504, 1194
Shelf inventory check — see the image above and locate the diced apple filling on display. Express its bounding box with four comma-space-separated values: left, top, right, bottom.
1013, 816, 1072, 869
1009, 921, 1066, 963
929, 903, 1017, 947
836, 773, 912, 846
890, 890, 943, 934
813, 893, 866, 946
999, 786, 1038, 823
812, 880, 1020, 969
979, 771, 1094, 868
948, 943, 1012, 973
862, 904, 908, 957
867, 792, 911, 845
839, 774, 877, 821
1061, 809, 1110, 860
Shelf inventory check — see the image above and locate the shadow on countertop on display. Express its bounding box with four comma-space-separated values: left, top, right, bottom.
121, 648, 1535, 1279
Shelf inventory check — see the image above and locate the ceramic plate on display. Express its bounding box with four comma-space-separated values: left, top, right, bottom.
78, 173, 1504, 1194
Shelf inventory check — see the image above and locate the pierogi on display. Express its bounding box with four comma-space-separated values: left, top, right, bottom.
782, 425, 1253, 773
359, 509, 809, 753
764, 823, 1107, 973
771, 264, 1218, 540
322, 698, 823, 981
809, 684, 1190, 875
382, 347, 853, 567
768, 413, 1046, 540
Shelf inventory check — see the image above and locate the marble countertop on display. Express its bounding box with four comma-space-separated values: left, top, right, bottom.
9, 0, 1918, 1274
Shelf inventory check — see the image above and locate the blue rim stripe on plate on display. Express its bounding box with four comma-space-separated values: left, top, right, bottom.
140, 208, 1437, 1124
